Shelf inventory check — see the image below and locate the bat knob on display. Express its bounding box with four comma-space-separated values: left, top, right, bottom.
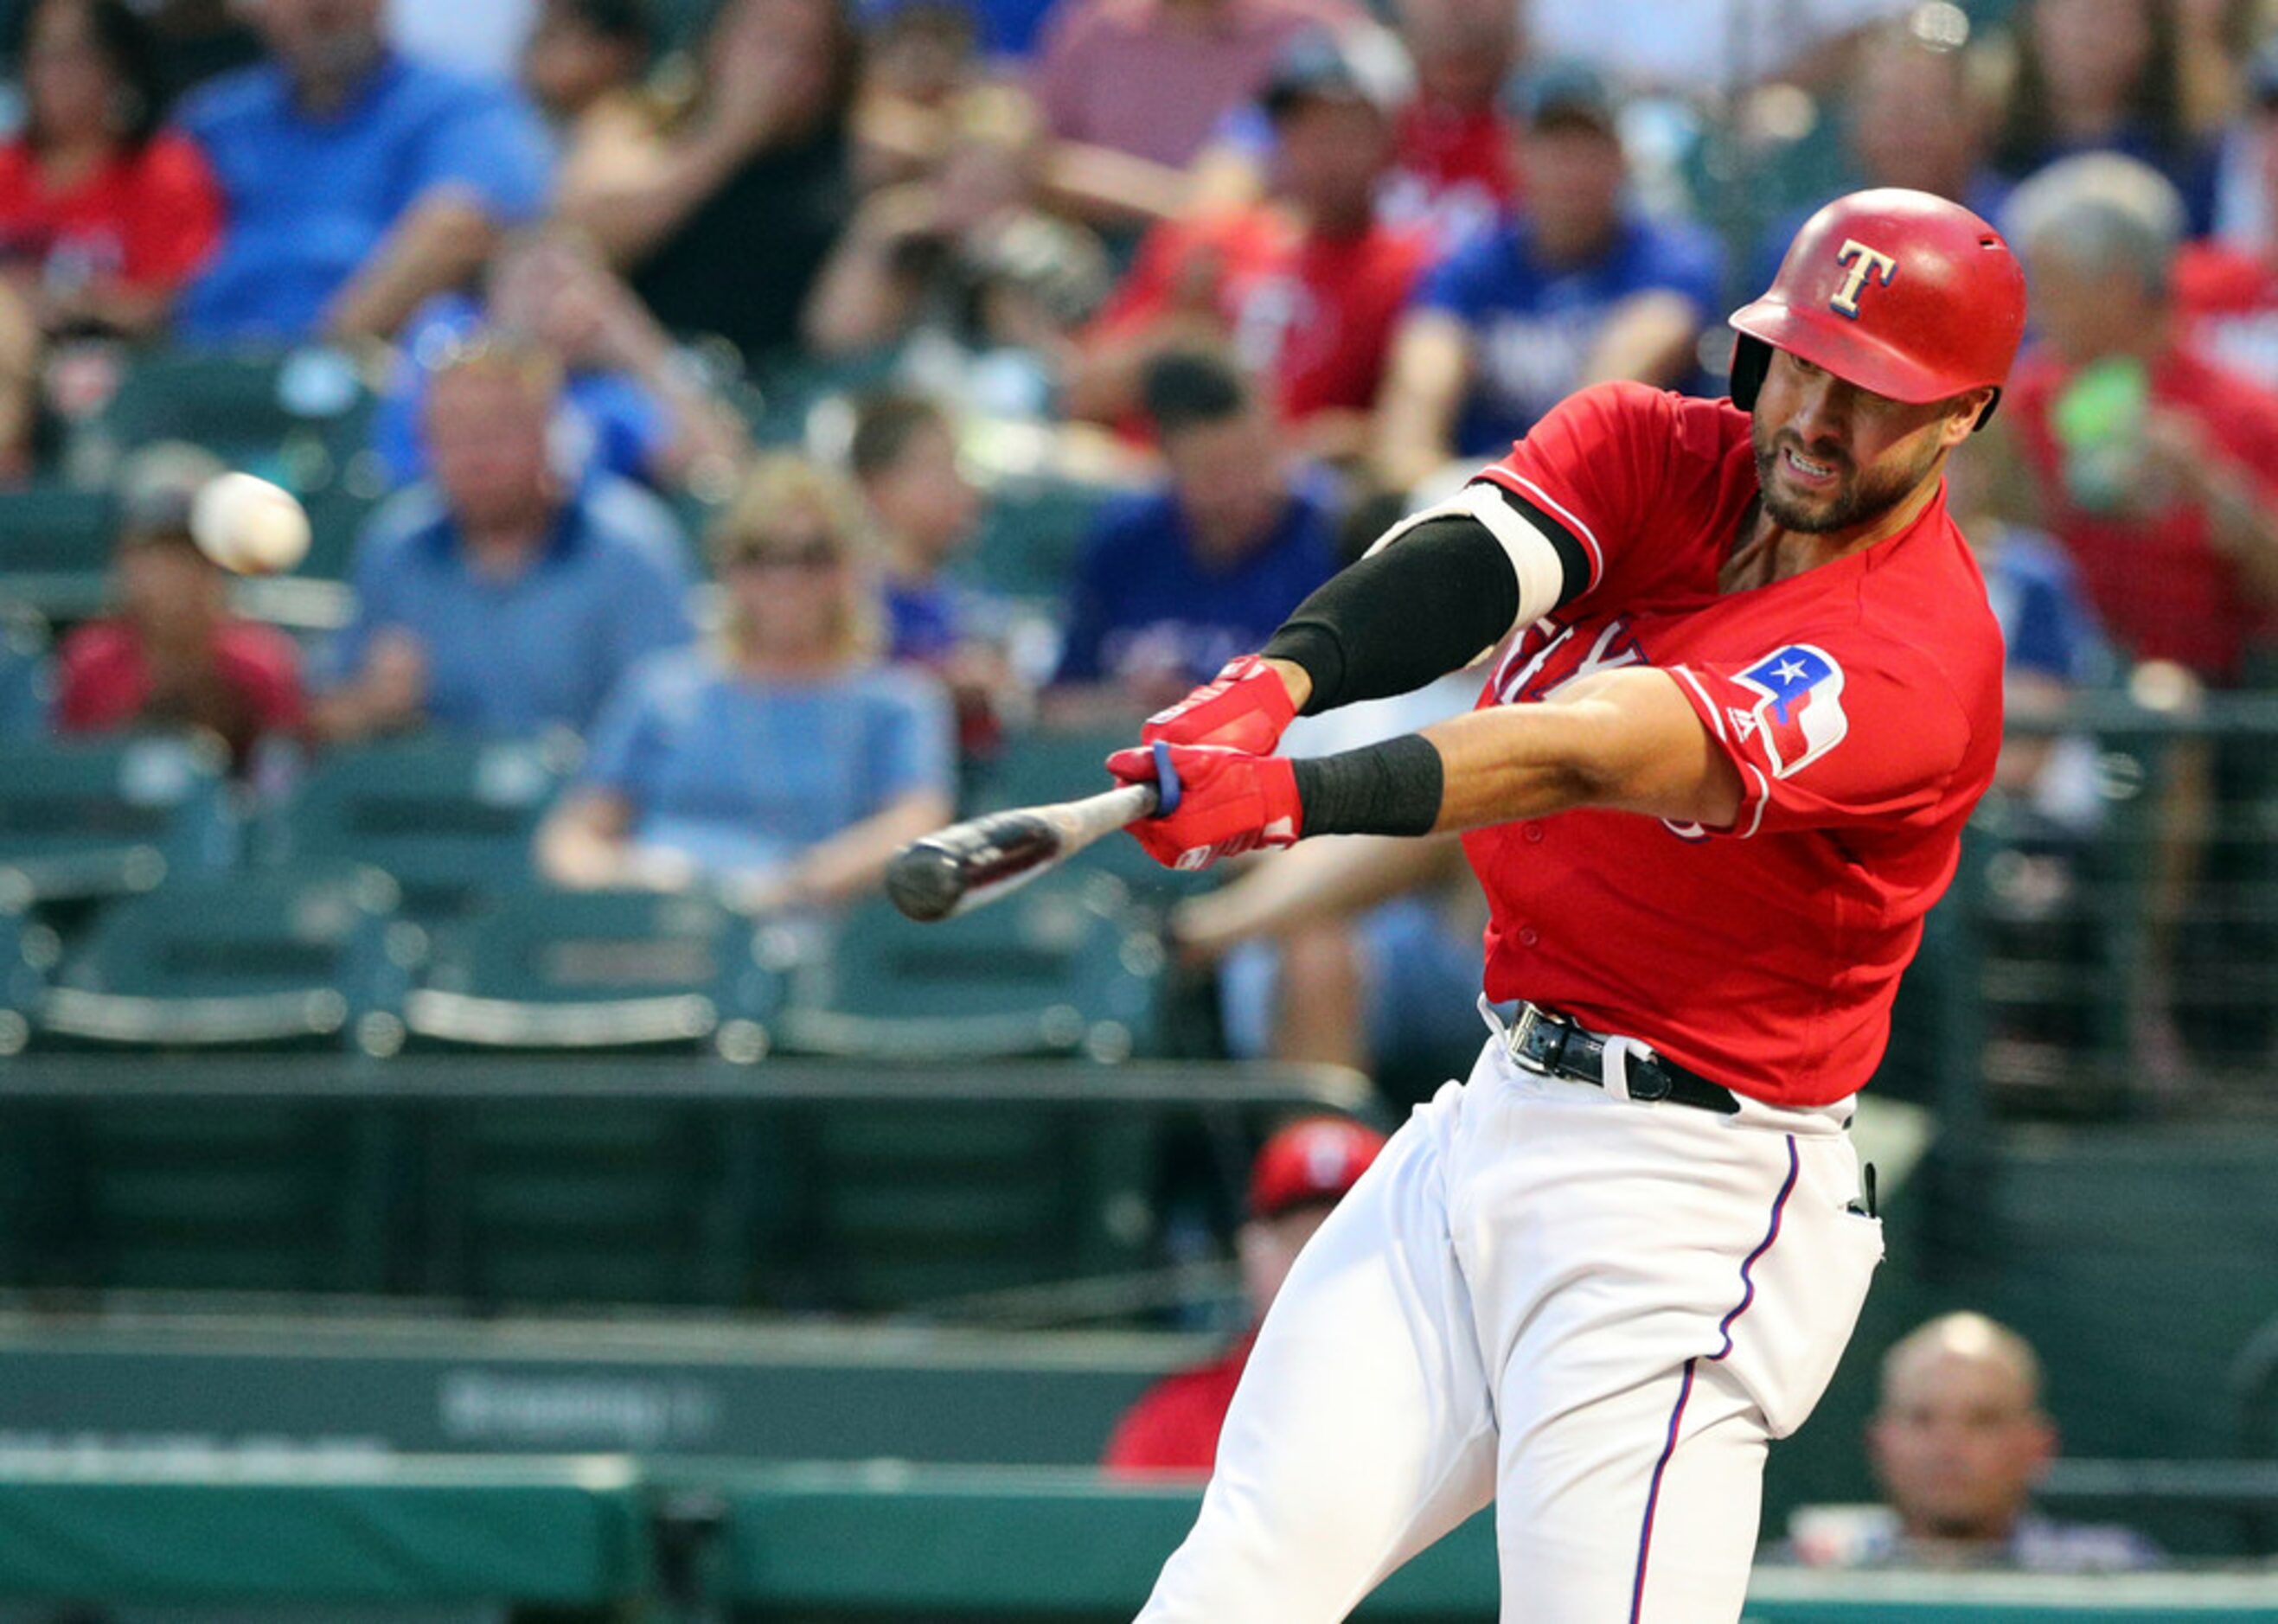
886, 840, 965, 922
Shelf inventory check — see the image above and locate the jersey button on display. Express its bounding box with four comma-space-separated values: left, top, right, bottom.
1518, 926, 1539, 948
1522, 822, 1545, 843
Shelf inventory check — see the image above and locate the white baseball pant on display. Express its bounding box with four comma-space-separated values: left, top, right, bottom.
1136, 1007, 1884, 1623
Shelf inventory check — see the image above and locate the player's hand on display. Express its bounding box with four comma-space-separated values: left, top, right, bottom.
1141, 655, 1299, 755
1107, 742, 1302, 871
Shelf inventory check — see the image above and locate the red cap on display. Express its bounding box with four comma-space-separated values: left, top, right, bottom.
1729, 188, 2027, 404
1247, 1117, 1388, 1221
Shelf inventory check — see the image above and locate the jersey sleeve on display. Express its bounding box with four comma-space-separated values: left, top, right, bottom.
1665, 640, 1975, 839
1469, 380, 1684, 598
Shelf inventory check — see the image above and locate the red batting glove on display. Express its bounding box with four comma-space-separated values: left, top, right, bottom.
1141, 655, 1299, 756
1107, 742, 1304, 871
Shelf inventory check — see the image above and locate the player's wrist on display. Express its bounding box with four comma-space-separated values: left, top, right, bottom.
1289, 734, 1444, 839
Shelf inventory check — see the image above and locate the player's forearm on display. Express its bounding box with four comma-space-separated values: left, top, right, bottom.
1417, 668, 1741, 833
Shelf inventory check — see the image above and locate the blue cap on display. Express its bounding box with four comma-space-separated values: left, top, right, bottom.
1500, 57, 1620, 134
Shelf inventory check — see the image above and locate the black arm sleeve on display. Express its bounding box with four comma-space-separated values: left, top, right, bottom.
1291, 732, 1445, 838
1260, 499, 1590, 716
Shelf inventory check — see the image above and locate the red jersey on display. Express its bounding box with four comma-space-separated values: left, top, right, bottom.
1088, 205, 1431, 425
1462, 384, 2003, 1107
2174, 240, 2278, 394
1382, 102, 1517, 251
1100, 1333, 1253, 1476
0, 132, 222, 294
54, 617, 306, 766
2006, 344, 2278, 685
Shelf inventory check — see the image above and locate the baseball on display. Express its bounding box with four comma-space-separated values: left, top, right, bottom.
189, 471, 310, 575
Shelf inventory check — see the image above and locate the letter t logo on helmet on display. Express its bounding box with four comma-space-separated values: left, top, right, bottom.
1829, 239, 1898, 318
1725, 188, 2029, 430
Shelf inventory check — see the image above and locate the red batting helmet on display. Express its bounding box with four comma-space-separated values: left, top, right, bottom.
1728, 188, 2028, 430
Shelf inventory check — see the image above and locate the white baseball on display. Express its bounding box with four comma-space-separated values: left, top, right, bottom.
189, 471, 311, 575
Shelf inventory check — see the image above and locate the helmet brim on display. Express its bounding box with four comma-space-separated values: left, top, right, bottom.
1727, 297, 1978, 406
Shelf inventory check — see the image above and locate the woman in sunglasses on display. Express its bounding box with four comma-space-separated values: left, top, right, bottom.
537, 452, 955, 912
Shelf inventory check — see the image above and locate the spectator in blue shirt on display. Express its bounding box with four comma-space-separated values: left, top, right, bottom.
174, 0, 554, 344
311, 332, 694, 743
1374, 61, 1724, 491
536, 453, 956, 912
1046, 348, 1341, 720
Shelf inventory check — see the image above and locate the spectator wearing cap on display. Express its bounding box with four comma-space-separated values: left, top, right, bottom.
1028, 0, 1366, 178
1374, 59, 1722, 493
171, 0, 552, 346
52, 443, 306, 770
1069, 26, 1434, 464
1768, 1313, 2161, 1573
1188, 0, 1520, 253
311, 332, 694, 745
2178, 39, 2278, 395
1104, 1116, 1387, 1476
1046, 349, 1341, 720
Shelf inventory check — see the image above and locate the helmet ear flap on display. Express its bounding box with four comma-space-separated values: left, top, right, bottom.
1729, 335, 1771, 412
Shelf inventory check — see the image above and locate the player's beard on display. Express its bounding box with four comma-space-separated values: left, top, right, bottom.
1751, 421, 1941, 535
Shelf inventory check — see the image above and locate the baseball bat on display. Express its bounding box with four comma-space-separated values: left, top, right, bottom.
886, 782, 1161, 922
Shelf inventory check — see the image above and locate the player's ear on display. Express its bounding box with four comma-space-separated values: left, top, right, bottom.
1945, 387, 1999, 444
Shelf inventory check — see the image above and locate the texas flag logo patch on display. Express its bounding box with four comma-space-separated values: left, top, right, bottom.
1734, 643, 1848, 777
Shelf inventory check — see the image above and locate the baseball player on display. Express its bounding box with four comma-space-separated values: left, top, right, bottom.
1103, 189, 2029, 1622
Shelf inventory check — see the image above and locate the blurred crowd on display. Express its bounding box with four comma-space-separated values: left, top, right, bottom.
8, 0, 2278, 1090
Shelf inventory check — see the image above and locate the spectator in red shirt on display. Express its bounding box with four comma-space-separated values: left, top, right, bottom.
0, 0, 223, 476
2002, 151, 2278, 688
1069, 27, 1432, 464
53, 443, 305, 770
1103, 1116, 1387, 1476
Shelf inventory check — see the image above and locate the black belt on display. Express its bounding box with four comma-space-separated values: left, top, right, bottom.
1505, 1002, 1741, 1116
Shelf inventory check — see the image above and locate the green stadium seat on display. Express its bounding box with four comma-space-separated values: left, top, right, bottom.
40, 1096, 400, 1294
0, 604, 51, 738
92, 346, 376, 469
0, 485, 113, 618
263, 735, 574, 919
404, 887, 784, 1057
958, 476, 1117, 600
774, 873, 1163, 1061
0, 734, 234, 904
776, 1100, 1158, 1313
35, 860, 413, 1052
416, 1091, 778, 1309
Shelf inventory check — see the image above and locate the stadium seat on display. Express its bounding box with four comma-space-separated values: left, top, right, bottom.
35, 860, 413, 1052
403, 887, 784, 1057
0, 604, 52, 739
262, 734, 575, 920
959, 476, 1117, 600
0, 485, 113, 620
414, 1092, 779, 1309
92, 346, 375, 469
0, 734, 234, 905
774, 873, 1163, 1061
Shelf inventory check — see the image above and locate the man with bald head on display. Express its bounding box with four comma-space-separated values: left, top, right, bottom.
1774, 1312, 2160, 1572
